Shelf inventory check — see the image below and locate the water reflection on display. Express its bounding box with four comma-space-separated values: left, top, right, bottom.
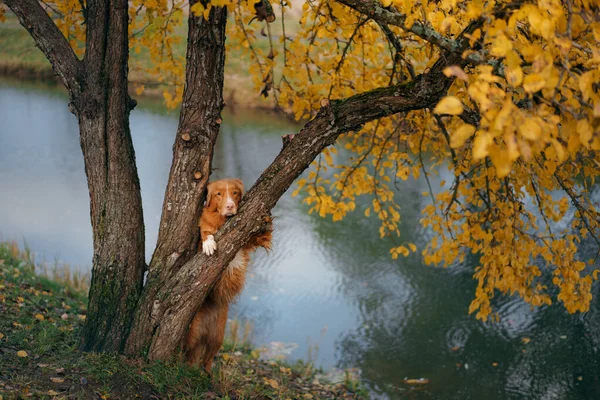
1, 80, 599, 399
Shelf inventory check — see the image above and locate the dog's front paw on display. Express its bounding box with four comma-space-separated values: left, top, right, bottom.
202, 235, 217, 256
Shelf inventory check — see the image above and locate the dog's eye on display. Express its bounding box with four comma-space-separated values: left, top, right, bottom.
233, 191, 238, 195
217, 192, 222, 196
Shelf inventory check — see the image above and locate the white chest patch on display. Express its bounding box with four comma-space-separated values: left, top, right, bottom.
227, 250, 246, 272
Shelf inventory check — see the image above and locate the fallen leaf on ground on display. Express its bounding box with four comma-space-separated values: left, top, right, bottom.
17, 350, 28, 358
404, 378, 429, 385
55, 368, 65, 374
521, 337, 531, 344
50, 377, 64, 383
35, 314, 44, 321
48, 390, 59, 396
264, 378, 279, 389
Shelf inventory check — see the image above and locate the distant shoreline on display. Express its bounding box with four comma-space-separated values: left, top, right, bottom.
0, 59, 284, 113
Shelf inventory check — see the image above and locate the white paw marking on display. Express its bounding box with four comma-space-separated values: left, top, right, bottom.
202, 235, 217, 256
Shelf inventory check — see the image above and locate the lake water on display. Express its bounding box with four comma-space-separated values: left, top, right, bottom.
1, 80, 599, 399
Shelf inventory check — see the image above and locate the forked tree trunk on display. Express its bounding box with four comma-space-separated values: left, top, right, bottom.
127, 66, 458, 360
6, 0, 464, 360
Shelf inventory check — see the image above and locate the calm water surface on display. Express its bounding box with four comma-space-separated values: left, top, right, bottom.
1, 80, 599, 399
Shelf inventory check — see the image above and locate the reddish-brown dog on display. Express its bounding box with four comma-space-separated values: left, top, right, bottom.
184, 178, 272, 371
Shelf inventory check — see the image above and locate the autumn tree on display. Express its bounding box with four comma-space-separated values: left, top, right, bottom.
1, 0, 599, 361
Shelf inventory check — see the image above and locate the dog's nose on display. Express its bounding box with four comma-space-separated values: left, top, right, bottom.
225, 199, 235, 210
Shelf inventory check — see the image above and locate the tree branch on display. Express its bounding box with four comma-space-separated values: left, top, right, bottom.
335, 0, 487, 66
4, 0, 82, 97
143, 68, 457, 359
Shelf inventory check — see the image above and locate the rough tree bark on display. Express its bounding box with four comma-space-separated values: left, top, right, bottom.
6, 0, 146, 352
125, 1, 228, 356
77, 0, 145, 352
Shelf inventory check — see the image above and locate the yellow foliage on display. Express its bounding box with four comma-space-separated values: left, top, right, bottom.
23, 0, 600, 320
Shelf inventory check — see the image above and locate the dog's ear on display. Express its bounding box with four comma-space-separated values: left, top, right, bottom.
205, 182, 216, 209
232, 179, 245, 196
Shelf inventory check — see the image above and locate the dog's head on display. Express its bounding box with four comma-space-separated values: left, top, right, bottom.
205, 178, 244, 217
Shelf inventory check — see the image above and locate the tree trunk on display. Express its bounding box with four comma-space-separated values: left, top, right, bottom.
5, 0, 146, 353
77, 0, 146, 352
128, 67, 457, 360
125, 3, 228, 356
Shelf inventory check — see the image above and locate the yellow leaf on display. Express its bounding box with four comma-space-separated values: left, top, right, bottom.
518, 118, 542, 141
203, 6, 211, 20
506, 66, 523, 87
280, 366, 291, 374
381, 0, 393, 6
50, 377, 64, 383
490, 34, 512, 57
17, 350, 28, 358
190, 2, 204, 16
505, 133, 519, 161
404, 378, 430, 385
472, 132, 491, 160
450, 124, 476, 148
35, 314, 45, 321
267, 378, 279, 389
408, 243, 417, 252
554, 37, 572, 56
0, 332, 3, 340
443, 66, 468, 82
303, 395, 313, 399
490, 151, 512, 178
434, 96, 464, 115
578, 120, 593, 147
522, 337, 531, 344
523, 74, 546, 93
552, 139, 566, 162
48, 390, 59, 396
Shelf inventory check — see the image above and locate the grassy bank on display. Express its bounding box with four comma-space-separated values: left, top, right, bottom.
0, 12, 279, 111
0, 242, 366, 399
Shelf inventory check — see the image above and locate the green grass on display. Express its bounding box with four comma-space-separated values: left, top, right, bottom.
0, 242, 367, 399
0, 25, 50, 69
